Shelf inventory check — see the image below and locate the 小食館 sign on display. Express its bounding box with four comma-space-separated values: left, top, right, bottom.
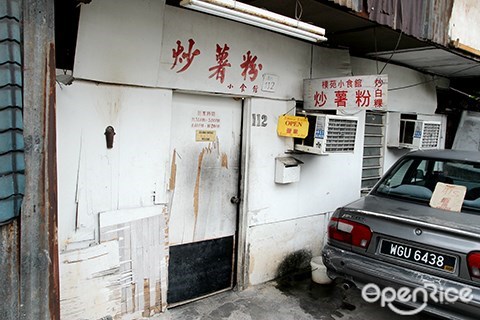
304, 75, 388, 110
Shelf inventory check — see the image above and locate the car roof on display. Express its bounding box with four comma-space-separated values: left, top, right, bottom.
405, 149, 480, 163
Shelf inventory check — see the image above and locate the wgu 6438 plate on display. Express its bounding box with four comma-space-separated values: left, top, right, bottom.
379, 239, 457, 273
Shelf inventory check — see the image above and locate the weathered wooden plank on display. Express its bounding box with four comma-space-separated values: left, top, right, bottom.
99, 205, 164, 229
0, 221, 20, 320
98, 209, 168, 317
22, 0, 60, 319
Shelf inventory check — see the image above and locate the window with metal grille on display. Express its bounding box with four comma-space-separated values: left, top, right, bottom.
421, 122, 441, 149
325, 118, 357, 153
361, 112, 385, 195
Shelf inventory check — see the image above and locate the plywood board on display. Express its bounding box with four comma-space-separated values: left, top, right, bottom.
99, 208, 169, 317
60, 241, 122, 320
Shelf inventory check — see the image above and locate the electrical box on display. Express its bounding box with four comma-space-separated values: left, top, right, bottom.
387, 112, 441, 149
275, 157, 303, 184
294, 113, 358, 155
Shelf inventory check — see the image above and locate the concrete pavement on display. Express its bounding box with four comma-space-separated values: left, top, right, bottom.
151, 272, 439, 320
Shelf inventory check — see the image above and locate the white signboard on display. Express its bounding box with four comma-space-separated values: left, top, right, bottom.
158, 6, 312, 100
303, 75, 388, 110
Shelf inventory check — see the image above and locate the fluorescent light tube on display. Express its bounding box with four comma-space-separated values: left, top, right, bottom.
180, 0, 327, 43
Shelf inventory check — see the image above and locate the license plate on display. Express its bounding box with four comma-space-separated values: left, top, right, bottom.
379, 239, 457, 273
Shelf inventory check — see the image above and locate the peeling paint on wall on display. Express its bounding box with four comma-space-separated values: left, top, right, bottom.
142, 278, 151, 317
169, 150, 177, 191
193, 148, 207, 238
221, 152, 229, 169
168, 94, 241, 299
99, 206, 169, 317
154, 280, 162, 313
59, 241, 122, 320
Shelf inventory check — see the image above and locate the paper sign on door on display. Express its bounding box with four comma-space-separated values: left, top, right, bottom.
277, 115, 309, 138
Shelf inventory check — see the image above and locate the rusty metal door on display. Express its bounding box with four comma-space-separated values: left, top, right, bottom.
167, 93, 242, 305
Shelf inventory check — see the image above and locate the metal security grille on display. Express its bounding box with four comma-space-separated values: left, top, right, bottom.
325, 118, 357, 152
421, 122, 441, 149
0, 0, 24, 224
361, 112, 385, 195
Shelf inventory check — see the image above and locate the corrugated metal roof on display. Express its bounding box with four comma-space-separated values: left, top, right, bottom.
328, 0, 454, 46
366, 0, 453, 46
0, 0, 24, 224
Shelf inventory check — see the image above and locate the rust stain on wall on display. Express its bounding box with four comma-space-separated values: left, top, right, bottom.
142, 278, 151, 317
47, 41, 61, 320
193, 148, 207, 236
154, 280, 161, 313
169, 150, 177, 191
221, 152, 228, 169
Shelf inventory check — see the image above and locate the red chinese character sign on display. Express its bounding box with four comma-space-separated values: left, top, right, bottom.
168, 38, 269, 95
171, 39, 201, 73
303, 75, 388, 111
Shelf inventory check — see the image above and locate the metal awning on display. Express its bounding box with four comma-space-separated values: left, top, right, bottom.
241, 0, 480, 79
367, 47, 480, 78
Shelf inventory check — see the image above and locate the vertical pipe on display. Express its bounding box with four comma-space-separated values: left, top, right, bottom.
21, 0, 59, 319
236, 98, 251, 290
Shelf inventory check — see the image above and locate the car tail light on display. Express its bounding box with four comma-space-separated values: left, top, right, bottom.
328, 217, 372, 248
467, 252, 480, 278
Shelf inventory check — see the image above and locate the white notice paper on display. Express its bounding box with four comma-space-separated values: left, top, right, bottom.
429, 182, 467, 212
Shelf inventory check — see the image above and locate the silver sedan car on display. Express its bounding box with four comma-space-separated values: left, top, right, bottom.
323, 150, 480, 320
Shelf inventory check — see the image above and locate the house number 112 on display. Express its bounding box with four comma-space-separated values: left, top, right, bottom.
252, 114, 268, 127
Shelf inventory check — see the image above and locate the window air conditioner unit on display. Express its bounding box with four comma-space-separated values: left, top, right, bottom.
387, 113, 441, 149
294, 114, 358, 155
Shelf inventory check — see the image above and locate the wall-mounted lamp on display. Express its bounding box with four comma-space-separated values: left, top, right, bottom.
180, 0, 327, 43
105, 126, 116, 149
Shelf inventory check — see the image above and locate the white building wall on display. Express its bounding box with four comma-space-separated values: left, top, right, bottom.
56, 82, 172, 249
351, 57, 446, 171
449, 0, 480, 52
74, 0, 166, 86
157, 6, 311, 99
56, 81, 172, 318
59, 2, 337, 317
55, 0, 444, 318
350, 57, 438, 114
244, 98, 365, 285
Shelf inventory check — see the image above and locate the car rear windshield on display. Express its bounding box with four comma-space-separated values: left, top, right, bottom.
373, 156, 480, 213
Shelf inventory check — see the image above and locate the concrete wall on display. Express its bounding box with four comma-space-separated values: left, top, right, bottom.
74, 0, 166, 86
244, 98, 364, 285
449, 0, 480, 52
351, 57, 446, 172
